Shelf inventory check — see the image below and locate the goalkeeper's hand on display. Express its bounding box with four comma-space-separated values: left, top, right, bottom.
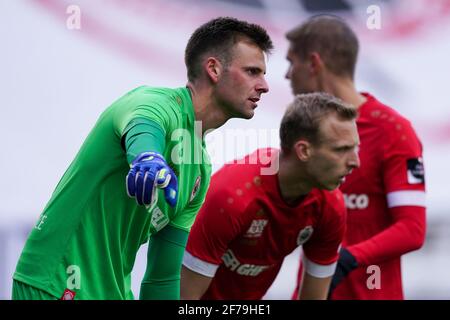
328, 248, 358, 298
126, 152, 178, 207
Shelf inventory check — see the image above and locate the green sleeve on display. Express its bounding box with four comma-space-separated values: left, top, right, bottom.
139, 225, 189, 300
114, 87, 181, 143
123, 118, 166, 164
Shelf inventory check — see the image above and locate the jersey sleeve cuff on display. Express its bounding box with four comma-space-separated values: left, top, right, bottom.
182, 250, 219, 278
302, 255, 337, 278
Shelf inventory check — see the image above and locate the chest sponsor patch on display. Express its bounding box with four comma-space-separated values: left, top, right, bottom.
344, 194, 369, 209
244, 219, 268, 238
407, 158, 425, 184
222, 249, 271, 276
297, 226, 314, 246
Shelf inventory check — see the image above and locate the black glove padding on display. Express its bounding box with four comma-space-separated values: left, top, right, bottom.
328, 248, 358, 298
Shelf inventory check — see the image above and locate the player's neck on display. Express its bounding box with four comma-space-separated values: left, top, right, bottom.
187, 83, 229, 135
278, 153, 312, 204
323, 76, 367, 110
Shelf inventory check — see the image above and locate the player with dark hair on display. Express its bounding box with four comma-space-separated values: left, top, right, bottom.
12, 17, 273, 300
180, 92, 360, 300
287, 15, 426, 300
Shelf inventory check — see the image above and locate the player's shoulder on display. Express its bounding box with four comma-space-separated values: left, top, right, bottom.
360, 93, 416, 131
210, 148, 277, 203
313, 188, 346, 219
129, 85, 177, 95
220, 148, 278, 179
124, 86, 186, 108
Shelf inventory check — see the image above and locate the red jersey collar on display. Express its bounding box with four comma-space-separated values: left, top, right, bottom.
259, 149, 319, 209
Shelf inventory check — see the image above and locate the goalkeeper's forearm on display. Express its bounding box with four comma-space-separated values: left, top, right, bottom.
123, 117, 166, 164
140, 278, 180, 300
139, 225, 189, 300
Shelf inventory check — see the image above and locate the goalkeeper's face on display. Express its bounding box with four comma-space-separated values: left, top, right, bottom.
215, 40, 269, 119
305, 114, 360, 190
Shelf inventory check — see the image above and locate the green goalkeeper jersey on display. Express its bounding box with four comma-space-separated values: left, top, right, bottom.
14, 86, 211, 299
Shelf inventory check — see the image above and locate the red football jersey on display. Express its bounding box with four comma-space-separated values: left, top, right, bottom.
183, 148, 346, 300
293, 93, 426, 300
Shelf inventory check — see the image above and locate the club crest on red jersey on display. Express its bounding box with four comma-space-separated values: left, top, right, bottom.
297, 226, 314, 246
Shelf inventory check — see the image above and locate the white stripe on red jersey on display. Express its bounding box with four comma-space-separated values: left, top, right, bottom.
183, 251, 219, 278
387, 190, 426, 208
303, 255, 337, 278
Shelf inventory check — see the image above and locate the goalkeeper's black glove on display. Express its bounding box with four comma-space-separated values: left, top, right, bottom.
328, 247, 358, 298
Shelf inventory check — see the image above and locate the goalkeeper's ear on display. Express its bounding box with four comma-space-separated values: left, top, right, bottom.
205, 57, 224, 84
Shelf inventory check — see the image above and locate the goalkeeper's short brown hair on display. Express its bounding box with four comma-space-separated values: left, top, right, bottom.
185, 17, 273, 82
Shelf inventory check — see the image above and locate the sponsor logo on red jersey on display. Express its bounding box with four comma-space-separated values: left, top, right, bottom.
244, 219, 268, 238
222, 249, 271, 276
344, 194, 369, 209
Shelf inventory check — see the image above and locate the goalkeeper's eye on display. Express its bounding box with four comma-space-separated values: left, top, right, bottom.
245, 67, 262, 76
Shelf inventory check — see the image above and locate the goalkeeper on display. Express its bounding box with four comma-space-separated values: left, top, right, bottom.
12, 17, 273, 300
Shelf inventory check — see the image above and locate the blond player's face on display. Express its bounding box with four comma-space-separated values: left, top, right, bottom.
306, 114, 360, 190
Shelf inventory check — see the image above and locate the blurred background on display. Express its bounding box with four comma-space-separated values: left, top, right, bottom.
1, 0, 449, 299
